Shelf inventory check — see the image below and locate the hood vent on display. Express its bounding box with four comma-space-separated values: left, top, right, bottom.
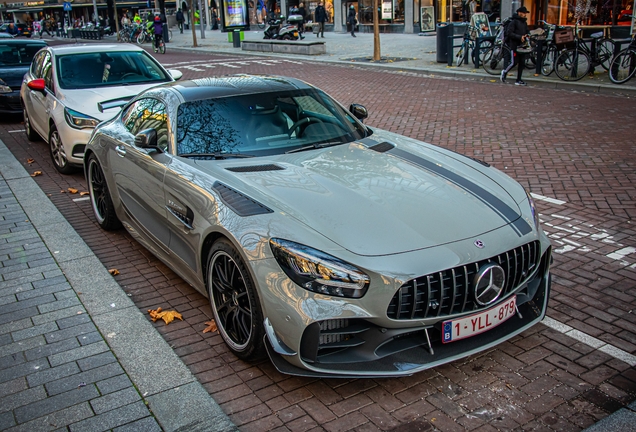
212, 182, 273, 216
368, 142, 395, 153
226, 164, 285, 173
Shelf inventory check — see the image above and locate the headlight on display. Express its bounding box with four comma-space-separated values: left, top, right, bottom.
526, 190, 540, 230
0, 79, 11, 94
270, 238, 370, 298
64, 107, 100, 129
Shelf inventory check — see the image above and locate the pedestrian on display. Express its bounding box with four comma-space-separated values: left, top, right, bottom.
133, 12, 142, 25
6, 23, 18, 36
298, 2, 307, 33
152, 15, 163, 52
314, 1, 326, 38
501, 6, 530, 86
347, 5, 357, 37
40, 17, 53, 37
176, 8, 185, 33
121, 14, 130, 27
211, 8, 219, 30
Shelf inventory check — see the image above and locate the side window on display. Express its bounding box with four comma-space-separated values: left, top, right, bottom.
41, 53, 53, 91
31, 51, 45, 77
121, 98, 169, 152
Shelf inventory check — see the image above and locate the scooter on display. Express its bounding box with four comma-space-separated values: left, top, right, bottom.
263, 15, 300, 40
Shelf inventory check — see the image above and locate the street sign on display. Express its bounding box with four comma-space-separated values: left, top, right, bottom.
63, 2, 72, 11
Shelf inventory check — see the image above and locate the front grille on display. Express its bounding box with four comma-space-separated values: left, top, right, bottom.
387, 241, 540, 320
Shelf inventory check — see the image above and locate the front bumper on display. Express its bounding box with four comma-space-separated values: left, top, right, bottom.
55, 120, 92, 166
262, 242, 552, 378
0, 92, 22, 114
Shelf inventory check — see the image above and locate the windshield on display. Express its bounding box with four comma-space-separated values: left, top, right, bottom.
176, 89, 367, 157
0, 43, 43, 66
56, 51, 171, 89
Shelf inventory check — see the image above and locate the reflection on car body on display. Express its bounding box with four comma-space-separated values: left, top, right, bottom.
85, 74, 552, 378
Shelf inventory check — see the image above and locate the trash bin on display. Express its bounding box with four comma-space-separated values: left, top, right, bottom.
233, 29, 241, 48
436, 22, 452, 63
162, 23, 169, 42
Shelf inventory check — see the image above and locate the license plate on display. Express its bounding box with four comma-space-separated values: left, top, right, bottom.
442, 296, 517, 343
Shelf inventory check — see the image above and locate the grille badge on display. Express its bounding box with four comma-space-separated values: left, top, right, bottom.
474, 240, 485, 249
473, 263, 506, 306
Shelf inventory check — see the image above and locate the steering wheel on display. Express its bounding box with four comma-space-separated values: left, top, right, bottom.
121, 73, 139, 80
288, 117, 323, 137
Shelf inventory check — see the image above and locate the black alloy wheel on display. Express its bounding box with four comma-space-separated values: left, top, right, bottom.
49, 125, 75, 174
207, 239, 265, 361
87, 154, 121, 230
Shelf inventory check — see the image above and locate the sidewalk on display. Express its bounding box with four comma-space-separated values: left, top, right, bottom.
161, 26, 636, 95
0, 139, 236, 431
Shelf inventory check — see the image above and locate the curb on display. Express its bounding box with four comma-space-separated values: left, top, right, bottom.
0, 139, 237, 432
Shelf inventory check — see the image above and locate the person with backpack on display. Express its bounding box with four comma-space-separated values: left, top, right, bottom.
501, 6, 530, 86
176, 8, 185, 33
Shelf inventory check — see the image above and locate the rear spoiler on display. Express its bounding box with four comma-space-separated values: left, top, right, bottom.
97, 96, 134, 113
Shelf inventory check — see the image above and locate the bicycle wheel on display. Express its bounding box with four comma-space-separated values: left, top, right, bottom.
597, 37, 614, 71
136, 31, 145, 44
609, 49, 636, 84
541, 45, 558, 76
482, 44, 511, 75
159, 41, 166, 54
473, 40, 492, 66
555, 48, 591, 81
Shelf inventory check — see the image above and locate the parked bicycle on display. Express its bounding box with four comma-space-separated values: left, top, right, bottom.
481, 18, 511, 75
455, 24, 492, 67
554, 21, 614, 81
608, 33, 636, 84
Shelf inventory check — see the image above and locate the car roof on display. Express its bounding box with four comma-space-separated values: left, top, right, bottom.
155, 74, 315, 101
46, 44, 145, 55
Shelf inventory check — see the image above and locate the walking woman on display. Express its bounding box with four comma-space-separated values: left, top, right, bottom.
347, 5, 357, 37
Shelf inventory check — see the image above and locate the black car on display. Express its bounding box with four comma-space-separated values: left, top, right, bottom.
0, 23, 33, 38
0, 39, 46, 114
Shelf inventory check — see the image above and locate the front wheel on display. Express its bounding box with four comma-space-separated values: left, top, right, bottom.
555, 48, 591, 81
87, 154, 121, 230
482, 44, 511, 75
136, 31, 145, 44
541, 45, 558, 76
49, 125, 75, 174
597, 38, 615, 71
159, 41, 165, 54
207, 239, 265, 361
23, 105, 40, 141
609, 49, 636, 84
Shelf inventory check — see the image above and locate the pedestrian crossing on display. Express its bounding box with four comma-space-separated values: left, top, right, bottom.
162, 58, 304, 72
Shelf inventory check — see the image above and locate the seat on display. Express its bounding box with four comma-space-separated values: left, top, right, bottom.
248, 106, 290, 142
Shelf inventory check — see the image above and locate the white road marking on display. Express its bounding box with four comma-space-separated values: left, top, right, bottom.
531, 193, 566, 205
542, 316, 636, 367
9, 129, 25, 133
72, 197, 90, 202
166, 59, 305, 71
606, 247, 636, 261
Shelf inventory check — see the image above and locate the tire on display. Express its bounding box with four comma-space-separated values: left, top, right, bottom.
136, 31, 145, 44
541, 45, 557, 76
87, 154, 121, 231
49, 125, 75, 174
597, 37, 615, 71
609, 49, 636, 84
555, 48, 590, 81
482, 44, 511, 75
207, 238, 265, 361
23, 105, 40, 141
159, 42, 165, 54
456, 45, 466, 66
473, 40, 492, 66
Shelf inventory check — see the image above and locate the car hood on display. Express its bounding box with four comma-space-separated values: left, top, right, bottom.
59, 84, 162, 121
1, 66, 29, 88
197, 132, 526, 256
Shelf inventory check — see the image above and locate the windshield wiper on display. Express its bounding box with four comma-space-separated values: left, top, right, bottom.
285, 141, 343, 154
179, 152, 255, 160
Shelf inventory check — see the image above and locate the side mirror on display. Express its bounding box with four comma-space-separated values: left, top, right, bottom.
134, 128, 161, 152
349, 104, 368, 122
169, 69, 183, 81
27, 78, 46, 93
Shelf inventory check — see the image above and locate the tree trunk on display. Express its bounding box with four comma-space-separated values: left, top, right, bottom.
189, 0, 198, 47
373, 0, 381, 61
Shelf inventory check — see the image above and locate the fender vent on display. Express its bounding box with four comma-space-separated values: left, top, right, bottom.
368, 142, 395, 153
212, 182, 273, 216
226, 164, 285, 173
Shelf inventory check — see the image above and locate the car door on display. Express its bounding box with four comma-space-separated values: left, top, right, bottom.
23, 50, 49, 136
108, 97, 171, 253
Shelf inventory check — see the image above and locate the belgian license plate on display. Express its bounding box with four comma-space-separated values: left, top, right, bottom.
441, 296, 517, 344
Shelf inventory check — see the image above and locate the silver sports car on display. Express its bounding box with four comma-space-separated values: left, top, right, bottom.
85, 75, 552, 378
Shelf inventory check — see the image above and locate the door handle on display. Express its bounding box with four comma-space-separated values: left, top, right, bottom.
115, 146, 126, 157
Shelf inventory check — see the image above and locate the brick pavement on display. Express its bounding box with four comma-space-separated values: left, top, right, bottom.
1, 42, 635, 431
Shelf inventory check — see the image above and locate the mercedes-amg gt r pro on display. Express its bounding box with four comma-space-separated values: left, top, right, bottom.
84, 75, 552, 378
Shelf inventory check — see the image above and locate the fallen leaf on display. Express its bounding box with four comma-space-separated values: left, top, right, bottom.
79, 191, 90, 196
27, 158, 35, 163
148, 307, 183, 325
60, 190, 65, 193
108, 268, 120, 275
68, 188, 78, 194
31, 171, 42, 177
203, 320, 218, 333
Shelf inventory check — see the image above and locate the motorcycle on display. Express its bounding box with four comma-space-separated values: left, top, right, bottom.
263, 15, 300, 40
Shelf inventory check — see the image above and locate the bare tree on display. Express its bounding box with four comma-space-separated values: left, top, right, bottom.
373, 0, 380, 60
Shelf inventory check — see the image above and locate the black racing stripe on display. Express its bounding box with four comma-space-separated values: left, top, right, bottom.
388, 148, 532, 236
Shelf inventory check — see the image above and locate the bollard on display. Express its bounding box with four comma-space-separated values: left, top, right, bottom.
447, 34, 454, 66
233, 29, 241, 48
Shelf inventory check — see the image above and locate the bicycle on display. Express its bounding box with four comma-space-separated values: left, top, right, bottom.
153, 34, 165, 54
554, 21, 614, 81
455, 24, 492, 67
482, 20, 511, 75
609, 33, 636, 84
